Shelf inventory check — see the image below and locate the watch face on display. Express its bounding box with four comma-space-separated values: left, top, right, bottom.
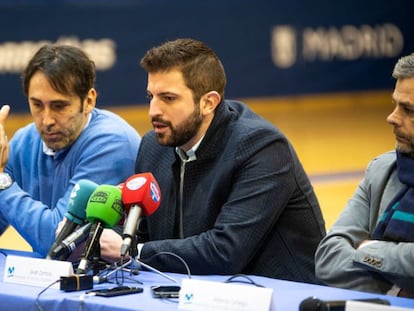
0, 173, 12, 189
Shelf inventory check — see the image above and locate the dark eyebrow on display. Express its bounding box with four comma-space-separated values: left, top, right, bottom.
391, 95, 414, 107
158, 92, 178, 97
29, 96, 41, 102
398, 101, 414, 108
50, 100, 70, 105
29, 97, 70, 105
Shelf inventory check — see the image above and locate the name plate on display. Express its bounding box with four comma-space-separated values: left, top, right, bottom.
3, 255, 74, 289
178, 278, 273, 311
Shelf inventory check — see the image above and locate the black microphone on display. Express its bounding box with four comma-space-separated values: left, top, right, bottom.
299, 296, 390, 311
48, 223, 92, 261
46, 179, 98, 259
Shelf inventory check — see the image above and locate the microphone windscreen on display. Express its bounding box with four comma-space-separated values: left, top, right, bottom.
65, 179, 98, 224
299, 297, 390, 311
122, 173, 161, 215
86, 184, 124, 228
299, 297, 321, 311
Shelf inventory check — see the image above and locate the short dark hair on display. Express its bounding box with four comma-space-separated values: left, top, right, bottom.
22, 44, 96, 101
140, 38, 226, 102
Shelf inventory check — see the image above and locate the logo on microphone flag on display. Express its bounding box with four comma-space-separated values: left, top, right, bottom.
126, 176, 146, 190
150, 181, 160, 203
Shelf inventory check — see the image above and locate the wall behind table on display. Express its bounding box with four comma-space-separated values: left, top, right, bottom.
0, 0, 412, 111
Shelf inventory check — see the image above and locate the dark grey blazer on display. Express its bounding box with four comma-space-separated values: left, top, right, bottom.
316, 151, 414, 294
135, 100, 326, 284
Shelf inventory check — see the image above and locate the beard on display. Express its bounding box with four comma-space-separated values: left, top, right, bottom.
394, 129, 414, 158
154, 105, 203, 147
396, 142, 414, 158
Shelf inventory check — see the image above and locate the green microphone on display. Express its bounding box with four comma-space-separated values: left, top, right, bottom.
86, 184, 123, 227
76, 184, 124, 274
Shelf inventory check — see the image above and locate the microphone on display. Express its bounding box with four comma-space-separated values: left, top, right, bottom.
299, 296, 390, 311
47, 179, 98, 260
76, 184, 124, 274
120, 173, 161, 257
48, 222, 92, 261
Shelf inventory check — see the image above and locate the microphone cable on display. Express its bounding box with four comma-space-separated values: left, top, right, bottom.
140, 251, 192, 280
97, 250, 192, 287
34, 279, 60, 311
224, 274, 265, 288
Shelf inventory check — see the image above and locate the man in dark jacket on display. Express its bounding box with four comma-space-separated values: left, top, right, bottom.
133, 38, 326, 284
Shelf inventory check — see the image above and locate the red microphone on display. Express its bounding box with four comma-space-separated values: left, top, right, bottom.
120, 173, 161, 256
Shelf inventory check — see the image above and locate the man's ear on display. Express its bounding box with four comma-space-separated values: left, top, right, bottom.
84, 88, 97, 114
201, 91, 221, 115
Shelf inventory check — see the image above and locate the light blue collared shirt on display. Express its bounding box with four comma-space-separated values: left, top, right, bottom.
175, 136, 204, 163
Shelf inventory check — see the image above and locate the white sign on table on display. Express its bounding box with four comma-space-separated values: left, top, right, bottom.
3, 255, 73, 289
178, 278, 273, 311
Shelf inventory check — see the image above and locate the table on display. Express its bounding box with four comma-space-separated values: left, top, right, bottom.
0, 249, 413, 311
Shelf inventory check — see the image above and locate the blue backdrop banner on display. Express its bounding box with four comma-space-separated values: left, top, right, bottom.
0, 0, 413, 112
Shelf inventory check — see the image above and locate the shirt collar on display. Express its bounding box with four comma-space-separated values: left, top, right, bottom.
175, 136, 204, 163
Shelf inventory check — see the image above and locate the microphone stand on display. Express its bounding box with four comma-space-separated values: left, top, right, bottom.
100, 232, 178, 284
90, 241, 107, 276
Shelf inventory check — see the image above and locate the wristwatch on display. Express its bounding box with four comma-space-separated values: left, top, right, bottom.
0, 172, 12, 190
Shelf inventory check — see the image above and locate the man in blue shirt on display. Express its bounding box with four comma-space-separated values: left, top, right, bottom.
0, 45, 141, 258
